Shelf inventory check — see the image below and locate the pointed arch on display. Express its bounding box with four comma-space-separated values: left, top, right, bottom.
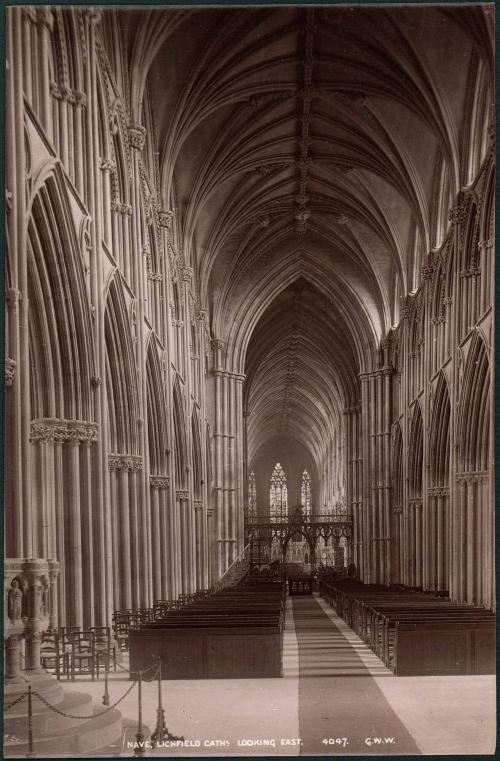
146, 339, 168, 475
408, 403, 423, 499
458, 334, 490, 472
269, 462, 287, 521
172, 375, 187, 489
393, 423, 404, 508
191, 408, 203, 499
429, 373, 451, 486
247, 470, 257, 519
300, 469, 312, 517
28, 172, 95, 421
104, 276, 139, 453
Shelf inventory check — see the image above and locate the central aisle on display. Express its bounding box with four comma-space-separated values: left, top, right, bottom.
292, 596, 420, 755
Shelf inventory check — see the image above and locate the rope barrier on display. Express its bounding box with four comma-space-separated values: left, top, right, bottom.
4, 692, 29, 712
32, 680, 138, 720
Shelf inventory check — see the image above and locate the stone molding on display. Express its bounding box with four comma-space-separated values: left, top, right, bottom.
5, 358, 16, 387
128, 124, 146, 151
30, 419, 98, 443
108, 455, 143, 471
150, 475, 170, 489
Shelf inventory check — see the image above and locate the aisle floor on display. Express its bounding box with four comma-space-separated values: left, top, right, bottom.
74, 594, 495, 756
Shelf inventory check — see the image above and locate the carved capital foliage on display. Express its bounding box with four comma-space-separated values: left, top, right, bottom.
176, 490, 190, 501
5, 358, 16, 387
158, 210, 173, 229
148, 273, 162, 283
459, 268, 480, 279
180, 267, 193, 283
128, 124, 146, 151
211, 338, 225, 352
50, 82, 83, 106
193, 500, 203, 510
30, 419, 99, 444
111, 202, 133, 216
196, 309, 208, 323
150, 475, 170, 490
99, 158, 116, 173
448, 203, 467, 225
428, 487, 450, 497
108, 455, 143, 472
420, 263, 434, 280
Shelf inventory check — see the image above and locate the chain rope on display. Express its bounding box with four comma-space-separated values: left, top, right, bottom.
32, 680, 138, 720
4, 692, 29, 712
4, 661, 159, 722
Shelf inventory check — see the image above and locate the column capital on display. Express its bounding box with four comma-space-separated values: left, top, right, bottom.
30, 419, 99, 444
176, 490, 190, 502
193, 500, 203, 511
108, 454, 143, 471
150, 475, 170, 489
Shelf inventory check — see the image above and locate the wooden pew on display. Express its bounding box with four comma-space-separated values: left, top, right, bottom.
129, 582, 286, 679
320, 580, 495, 676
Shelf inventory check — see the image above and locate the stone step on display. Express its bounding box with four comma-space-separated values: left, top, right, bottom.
4, 690, 95, 736
4, 707, 123, 757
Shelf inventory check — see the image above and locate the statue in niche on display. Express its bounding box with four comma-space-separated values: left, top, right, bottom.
8, 579, 23, 621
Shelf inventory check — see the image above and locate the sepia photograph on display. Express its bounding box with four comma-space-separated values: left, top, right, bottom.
3, 2, 496, 758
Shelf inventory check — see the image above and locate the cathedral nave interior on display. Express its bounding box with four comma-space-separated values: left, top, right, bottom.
4, 4, 495, 757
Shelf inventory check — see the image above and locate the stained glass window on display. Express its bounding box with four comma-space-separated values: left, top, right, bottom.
301, 469, 311, 517
248, 470, 257, 519
270, 463, 287, 521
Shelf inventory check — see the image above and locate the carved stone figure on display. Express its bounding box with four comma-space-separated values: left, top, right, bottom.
8, 580, 22, 621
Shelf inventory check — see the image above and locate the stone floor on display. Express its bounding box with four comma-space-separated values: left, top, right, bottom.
21, 594, 497, 757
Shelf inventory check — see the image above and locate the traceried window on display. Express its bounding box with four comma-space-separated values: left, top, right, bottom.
301, 469, 311, 517
247, 471, 257, 520
270, 463, 287, 522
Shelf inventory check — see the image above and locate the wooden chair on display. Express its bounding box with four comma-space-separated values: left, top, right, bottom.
112, 611, 133, 651
40, 631, 70, 680
91, 626, 117, 678
65, 630, 96, 681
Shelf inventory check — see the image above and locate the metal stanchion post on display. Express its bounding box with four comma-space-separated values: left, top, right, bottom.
27, 684, 34, 758
103, 653, 110, 706
134, 671, 145, 756
151, 656, 165, 748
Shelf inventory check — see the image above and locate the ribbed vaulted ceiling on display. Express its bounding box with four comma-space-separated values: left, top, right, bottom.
121, 4, 493, 469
